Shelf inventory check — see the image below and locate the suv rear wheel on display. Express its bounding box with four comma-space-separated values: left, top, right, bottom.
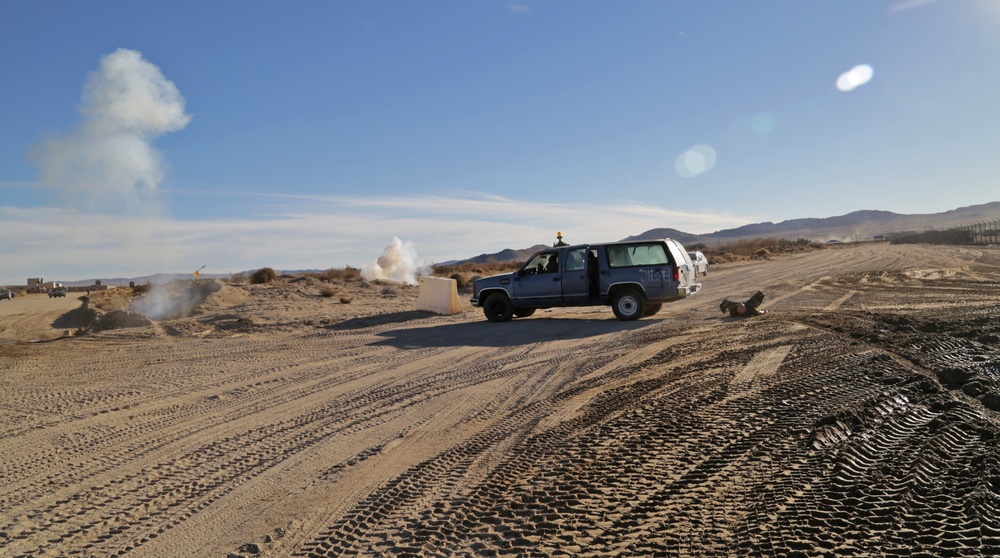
612, 288, 645, 321
483, 293, 514, 322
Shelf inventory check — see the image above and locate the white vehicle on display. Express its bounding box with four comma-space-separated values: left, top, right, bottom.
688, 251, 709, 276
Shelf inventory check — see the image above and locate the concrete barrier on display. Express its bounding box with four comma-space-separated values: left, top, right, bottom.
417, 276, 463, 315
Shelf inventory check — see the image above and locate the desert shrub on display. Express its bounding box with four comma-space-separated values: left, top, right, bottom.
450, 273, 470, 288
319, 286, 337, 298
250, 267, 277, 284
306, 267, 362, 282
90, 291, 130, 312
433, 261, 520, 277
339, 291, 353, 304
131, 282, 151, 295
709, 253, 745, 264
779, 238, 812, 247
702, 236, 824, 264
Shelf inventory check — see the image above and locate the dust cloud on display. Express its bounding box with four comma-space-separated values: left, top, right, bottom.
130, 280, 221, 321
361, 237, 431, 285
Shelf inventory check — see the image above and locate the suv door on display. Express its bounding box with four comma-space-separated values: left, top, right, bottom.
667, 240, 696, 286
561, 247, 590, 303
514, 250, 562, 303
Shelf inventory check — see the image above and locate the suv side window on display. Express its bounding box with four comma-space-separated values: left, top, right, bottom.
523, 251, 559, 274
565, 248, 587, 272
607, 243, 669, 268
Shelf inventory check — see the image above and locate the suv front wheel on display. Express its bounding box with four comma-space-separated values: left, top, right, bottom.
612, 288, 645, 321
483, 293, 515, 322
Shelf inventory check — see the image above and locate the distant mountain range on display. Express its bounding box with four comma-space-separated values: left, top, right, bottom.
450, 201, 1000, 264
53, 201, 1000, 285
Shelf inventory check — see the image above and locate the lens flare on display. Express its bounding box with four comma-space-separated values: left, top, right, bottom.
675, 145, 717, 178
752, 113, 777, 135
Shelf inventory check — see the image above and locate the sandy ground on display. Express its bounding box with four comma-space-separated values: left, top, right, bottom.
2, 243, 999, 557
0, 293, 85, 343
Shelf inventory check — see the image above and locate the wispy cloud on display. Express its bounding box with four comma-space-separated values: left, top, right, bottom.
508, 3, 530, 15
0, 192, 755, 284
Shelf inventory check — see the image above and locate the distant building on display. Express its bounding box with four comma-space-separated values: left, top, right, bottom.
24, 277, 111, 293
26, 278, 56, 293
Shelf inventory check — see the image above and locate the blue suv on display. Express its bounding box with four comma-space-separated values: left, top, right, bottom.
471, 238, 701, 322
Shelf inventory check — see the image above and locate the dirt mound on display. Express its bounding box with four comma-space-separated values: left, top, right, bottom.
130, 280, 231, 320
51, 306, 100, 330
195, 283, 254, 313
89, 310, 155, 331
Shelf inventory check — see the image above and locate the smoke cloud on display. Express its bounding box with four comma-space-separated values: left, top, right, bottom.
31, 48, 191, 211
362, 237, 430, 285
130, 279, 221, 321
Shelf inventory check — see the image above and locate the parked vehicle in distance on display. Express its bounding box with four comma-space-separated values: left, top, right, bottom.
688, 251, 709, 276
471, 238, 701, 322
48, 288, 67, 298
0, 289, 13, 300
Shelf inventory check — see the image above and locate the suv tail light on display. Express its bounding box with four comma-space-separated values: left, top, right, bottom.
673, 266, 680, 282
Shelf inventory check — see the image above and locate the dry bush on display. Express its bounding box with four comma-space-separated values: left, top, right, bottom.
433, 261, 520, 278
703, 237, 820, 265
89, 291, 130, 312
450, 273, 470, 288
319, 286, 337, 298
339, 291, 353, 304
306, 267, 363, 282
710, 253, 745, 264
250, 267, 277, 284
721, 237, 781, 256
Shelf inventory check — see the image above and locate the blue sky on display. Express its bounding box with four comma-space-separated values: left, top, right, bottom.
2, 0, 999, 284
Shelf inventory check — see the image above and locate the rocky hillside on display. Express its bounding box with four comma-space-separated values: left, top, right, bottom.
453, 201, 1000, 263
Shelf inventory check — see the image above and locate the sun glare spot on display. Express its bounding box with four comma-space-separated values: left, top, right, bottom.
675, 145, 717, 178
752, 113, 777, 135
836, 64, 874, 92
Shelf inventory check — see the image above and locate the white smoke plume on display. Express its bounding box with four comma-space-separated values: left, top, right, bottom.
130, 280, 221, 321
31, 48, 191, 211
362, 237, 431, 285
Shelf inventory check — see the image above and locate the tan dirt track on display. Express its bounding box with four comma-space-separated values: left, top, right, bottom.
0, 292, 83, 343
1, 243, 999, 557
